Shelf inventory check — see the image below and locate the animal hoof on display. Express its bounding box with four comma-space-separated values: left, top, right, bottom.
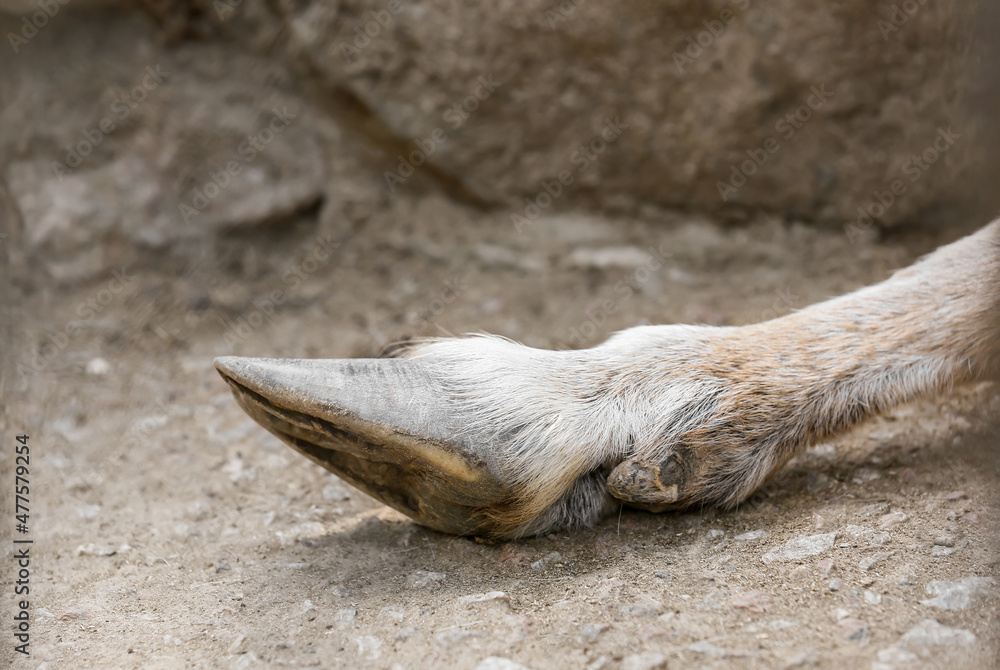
214, 356, 511, 536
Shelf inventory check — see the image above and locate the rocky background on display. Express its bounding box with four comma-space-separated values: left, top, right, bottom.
2, 1, 1000, 285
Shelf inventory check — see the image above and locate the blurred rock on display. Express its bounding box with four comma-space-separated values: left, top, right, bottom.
0, 12, 325, 282
920, 577, 995, 610
901, 619, 977, 646
251, 0, 987, 227
577, 622, 609, 643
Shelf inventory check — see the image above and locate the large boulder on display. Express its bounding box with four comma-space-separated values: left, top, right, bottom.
246, 0, 992, 229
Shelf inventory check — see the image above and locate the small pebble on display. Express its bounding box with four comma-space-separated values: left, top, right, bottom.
730, 590, 774, 613
829, 578, 843, 592
58, 605, 90, 621
861, 503, 890, 517
76, 544, 117, 557
877, 511, 908, 530
622, 652, 668, 670
458, 591, 509, 608
74, 504, 102, 520
334, 607, 357, 627
735, 530, 768, 541
852, 468, 881, 484
762, 533, 836, 563
407, 570, 446, 588
86, 357, 111, 375
843, 525, 891, 546
530, 551, 562, 571
858, 551, 894, 572
355, 635, 382, 661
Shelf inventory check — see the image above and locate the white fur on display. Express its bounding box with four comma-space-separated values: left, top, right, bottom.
407, 221, 1000, 536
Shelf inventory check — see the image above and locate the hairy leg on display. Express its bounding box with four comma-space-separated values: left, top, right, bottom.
408, 221, 1000, 536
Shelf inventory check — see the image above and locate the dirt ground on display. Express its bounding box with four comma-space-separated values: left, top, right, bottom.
3, 211, 999, 669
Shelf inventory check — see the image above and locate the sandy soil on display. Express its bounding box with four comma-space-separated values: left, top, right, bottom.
3, 211, 998, 669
